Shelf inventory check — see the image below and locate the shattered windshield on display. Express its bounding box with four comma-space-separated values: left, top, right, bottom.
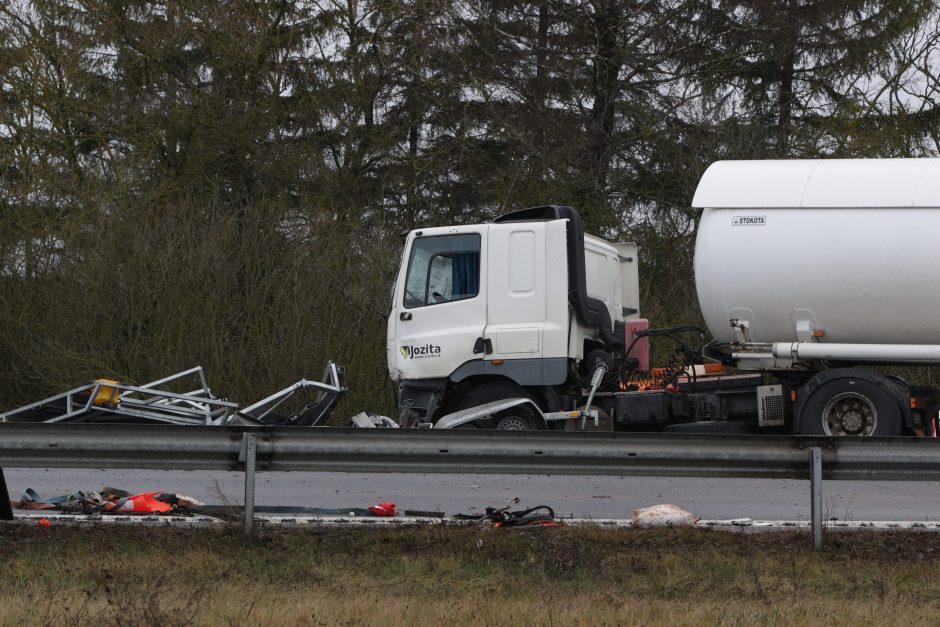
403, 234, 480, 308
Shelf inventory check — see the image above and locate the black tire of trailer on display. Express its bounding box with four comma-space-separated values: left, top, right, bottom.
795, 371, 903, 437
452, 382, 544, 431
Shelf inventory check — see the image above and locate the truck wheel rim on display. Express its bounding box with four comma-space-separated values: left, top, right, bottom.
495, 415, 530, 430
822, 392, 878, 436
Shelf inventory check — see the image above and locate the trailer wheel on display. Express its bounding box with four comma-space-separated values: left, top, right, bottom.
452, 382, 543, 430
796, 376, 902, 436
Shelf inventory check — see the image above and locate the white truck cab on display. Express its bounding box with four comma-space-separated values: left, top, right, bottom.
386, 205, 640, 426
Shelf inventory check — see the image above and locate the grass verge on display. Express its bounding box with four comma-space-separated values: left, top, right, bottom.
2, 524, 939, 625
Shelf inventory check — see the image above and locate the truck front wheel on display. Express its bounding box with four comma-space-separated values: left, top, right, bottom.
451, 382, 543, 430
796, 375, 902, 436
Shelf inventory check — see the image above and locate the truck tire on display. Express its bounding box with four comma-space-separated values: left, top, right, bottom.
452, 382, 543, 431
796, 374, 902, 436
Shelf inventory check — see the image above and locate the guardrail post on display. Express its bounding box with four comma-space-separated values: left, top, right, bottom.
239, 434, 257, 535
0, 468, 13, 521
810, 447, 822, 551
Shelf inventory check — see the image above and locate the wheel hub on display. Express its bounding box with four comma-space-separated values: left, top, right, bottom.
823, 393, 877, 436
495, 415, 530, 431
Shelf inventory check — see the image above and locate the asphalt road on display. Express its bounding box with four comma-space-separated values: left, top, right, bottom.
6, 468, 940, 521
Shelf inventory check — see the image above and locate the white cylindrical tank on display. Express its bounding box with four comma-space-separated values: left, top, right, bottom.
692, 158, 940, 346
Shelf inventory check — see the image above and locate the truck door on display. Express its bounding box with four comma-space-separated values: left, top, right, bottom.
484, 222, 547, 361
389, 226, 488, 382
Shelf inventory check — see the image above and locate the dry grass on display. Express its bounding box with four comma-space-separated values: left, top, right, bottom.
2, 524, 940, 625
5, 587, 940, 626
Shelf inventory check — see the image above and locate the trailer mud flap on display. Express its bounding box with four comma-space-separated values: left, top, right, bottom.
1, 468, 13, 521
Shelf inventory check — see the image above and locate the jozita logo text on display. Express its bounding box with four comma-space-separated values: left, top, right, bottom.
400, 344, 442, 359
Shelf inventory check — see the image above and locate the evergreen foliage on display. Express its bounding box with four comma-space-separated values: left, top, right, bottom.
1, 0, 937, 415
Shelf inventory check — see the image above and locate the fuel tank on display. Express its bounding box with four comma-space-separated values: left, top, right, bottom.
692, 158, 940, 345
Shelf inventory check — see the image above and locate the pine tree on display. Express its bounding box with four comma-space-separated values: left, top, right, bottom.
690, 0, 935, 155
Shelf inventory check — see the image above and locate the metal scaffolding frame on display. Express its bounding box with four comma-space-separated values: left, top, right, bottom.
0, 362, 345, 427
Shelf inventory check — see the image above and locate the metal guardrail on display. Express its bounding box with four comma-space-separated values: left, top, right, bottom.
1, 423, 938, 477
2, 424, 939, 546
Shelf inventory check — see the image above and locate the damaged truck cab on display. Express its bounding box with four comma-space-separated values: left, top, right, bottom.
387, 206, 641, 428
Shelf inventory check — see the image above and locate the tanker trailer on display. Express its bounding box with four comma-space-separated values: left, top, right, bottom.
693, 158, 940, 436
